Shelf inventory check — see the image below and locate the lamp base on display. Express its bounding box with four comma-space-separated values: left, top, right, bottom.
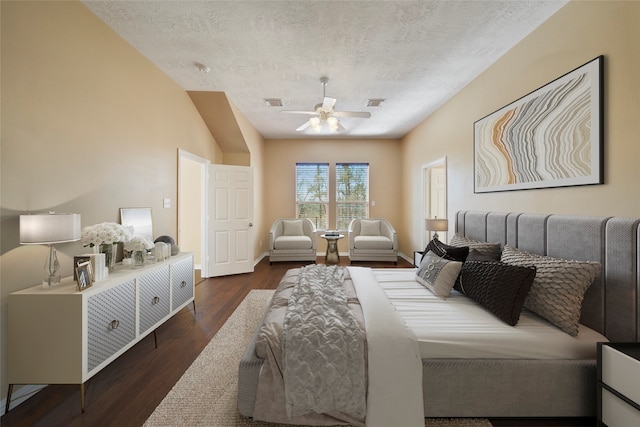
43, 274, 61, 288
43, 245, 61, 288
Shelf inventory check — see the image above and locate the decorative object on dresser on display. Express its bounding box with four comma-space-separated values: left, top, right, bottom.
597, 342, 640, 426
19, 212, 82, 287
119, 207, 153, 241
5, 252, 195, 414
474, 55, 604, 193
124, 236, 155, 267
80, 222, 133, 272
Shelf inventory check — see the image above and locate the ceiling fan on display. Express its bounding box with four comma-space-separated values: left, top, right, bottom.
281, 77, 371, 133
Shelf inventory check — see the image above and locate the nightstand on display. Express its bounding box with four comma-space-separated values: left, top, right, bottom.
597, 342, 640, 426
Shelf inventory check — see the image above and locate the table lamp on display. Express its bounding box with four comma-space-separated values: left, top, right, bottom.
20, 212, 81, 287
425, 217, 448, 240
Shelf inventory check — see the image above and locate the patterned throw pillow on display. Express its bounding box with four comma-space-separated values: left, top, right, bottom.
456, 261, 536, 326
421, 238, 469, 264
449, 234, 502, 260
416, 251, 463, 299
500, 245, 601, 336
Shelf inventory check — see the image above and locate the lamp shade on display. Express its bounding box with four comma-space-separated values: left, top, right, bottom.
20, 213, 81, 244
425, 218, 448, 232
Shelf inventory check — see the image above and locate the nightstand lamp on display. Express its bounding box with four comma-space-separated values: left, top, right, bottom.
20, 212, 81, 287
425, 217, 448, 240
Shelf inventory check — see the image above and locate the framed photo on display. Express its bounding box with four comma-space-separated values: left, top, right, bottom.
76, 261, 93, 292
474, 55, 603, 193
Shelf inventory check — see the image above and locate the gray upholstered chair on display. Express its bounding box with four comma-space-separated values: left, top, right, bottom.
269, 218, 317, 264
348, 218, 398, 263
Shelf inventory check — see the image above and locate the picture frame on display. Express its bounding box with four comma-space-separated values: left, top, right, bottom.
473, 55, 603, 193
76, 261, 93, 292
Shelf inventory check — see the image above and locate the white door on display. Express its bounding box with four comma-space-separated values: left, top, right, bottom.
207, 164, 254, 277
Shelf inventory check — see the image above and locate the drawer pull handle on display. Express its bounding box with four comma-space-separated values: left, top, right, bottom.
152, 296, 160, 305
180, 280, 187, 288
110, 320, 120, 330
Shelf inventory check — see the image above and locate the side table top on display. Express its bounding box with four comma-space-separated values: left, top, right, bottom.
321, 234, 344, 240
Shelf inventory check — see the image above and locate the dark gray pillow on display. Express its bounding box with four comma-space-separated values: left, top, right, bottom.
455, 261, 536, 326
500, 245, 601, 336
449, 234, 502, 261
421, 238, 469, 263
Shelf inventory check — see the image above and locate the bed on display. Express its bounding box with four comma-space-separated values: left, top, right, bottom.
238, 210, 640, 423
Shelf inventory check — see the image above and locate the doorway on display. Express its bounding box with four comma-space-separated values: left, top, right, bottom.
178, 149, 209, 277
421, 157, 448, 247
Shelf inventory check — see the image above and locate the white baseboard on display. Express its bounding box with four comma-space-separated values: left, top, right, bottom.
1, 384, 46, 414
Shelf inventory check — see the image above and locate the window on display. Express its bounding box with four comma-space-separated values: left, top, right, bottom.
336, 163, 369, 230
296, 163, 329, 230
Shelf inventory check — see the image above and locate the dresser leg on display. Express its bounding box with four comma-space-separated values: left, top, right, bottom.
192, 300, 196, 314
153, 330, 158, 349
80, 383, 85, 413
5, 384, 13, 414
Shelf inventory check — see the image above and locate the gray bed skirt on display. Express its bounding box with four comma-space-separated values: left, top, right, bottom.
238, 315, 596, 418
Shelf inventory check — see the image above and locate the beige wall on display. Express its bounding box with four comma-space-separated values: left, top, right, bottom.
0, 1, 223, 401
263, 138, 402, 254
401, 0, 640, 256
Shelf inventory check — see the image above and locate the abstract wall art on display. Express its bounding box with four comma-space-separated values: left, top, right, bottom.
474, 56, 603, 193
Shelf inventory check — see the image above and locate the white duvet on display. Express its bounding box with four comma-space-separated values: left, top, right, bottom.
373, 268, 608, 359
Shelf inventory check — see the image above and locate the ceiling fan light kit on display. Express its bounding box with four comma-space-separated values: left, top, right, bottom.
281, 77, 371, 133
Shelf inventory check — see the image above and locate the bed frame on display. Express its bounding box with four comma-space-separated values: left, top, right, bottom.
239, 211, 640, 418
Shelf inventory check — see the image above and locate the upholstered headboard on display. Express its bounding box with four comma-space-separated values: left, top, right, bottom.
455, 211, 640, 342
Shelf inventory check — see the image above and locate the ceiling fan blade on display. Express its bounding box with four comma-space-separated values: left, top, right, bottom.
334, 121, 346, 132
296, 121, 311, 132
332, 111, 372, 118
281, 110, 319, 115
322, 97, 337, 110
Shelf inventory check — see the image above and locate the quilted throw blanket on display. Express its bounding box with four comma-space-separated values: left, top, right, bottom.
282, 264, 366, 419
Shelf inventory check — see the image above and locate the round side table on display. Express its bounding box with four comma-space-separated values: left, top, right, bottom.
320, 234, 344, 265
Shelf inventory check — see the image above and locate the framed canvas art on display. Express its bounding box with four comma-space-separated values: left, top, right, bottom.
474, 55, 603, 193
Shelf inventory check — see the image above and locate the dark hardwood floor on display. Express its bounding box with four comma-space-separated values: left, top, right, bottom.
1, 256, 596, 427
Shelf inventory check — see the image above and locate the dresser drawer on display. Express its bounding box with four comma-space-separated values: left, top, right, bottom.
601, 345, 640, 405
87, 280, 136, 372
171, 255, 194, 310
138, 265, 171, 335
602, 388, 640, 427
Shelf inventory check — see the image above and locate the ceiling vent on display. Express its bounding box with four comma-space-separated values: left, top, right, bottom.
366, 98, 386, 107
264, 98, 284, 107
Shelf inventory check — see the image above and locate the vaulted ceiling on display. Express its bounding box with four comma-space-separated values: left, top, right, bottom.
84, 1, 567, 141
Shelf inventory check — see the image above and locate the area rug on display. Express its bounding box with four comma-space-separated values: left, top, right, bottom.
144, 289, 491, 427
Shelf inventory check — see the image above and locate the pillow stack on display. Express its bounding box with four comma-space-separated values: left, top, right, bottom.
420, 234, 601, 335
416, 234, 537, 327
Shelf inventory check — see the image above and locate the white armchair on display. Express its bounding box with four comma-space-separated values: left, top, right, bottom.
348, 218, 398, 264
269, 218, 317, 264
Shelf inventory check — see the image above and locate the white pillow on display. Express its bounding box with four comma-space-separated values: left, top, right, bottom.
415, 251, 462, 299
360, 219, 381, 236
282, 219, 304, 236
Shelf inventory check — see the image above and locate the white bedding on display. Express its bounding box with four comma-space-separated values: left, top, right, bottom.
373, 268, 608, 360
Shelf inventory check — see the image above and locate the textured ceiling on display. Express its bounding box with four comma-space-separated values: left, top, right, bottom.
83, 1, 567, 139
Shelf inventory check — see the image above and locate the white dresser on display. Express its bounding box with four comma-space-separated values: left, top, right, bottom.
7, 252, 194, 412
597, 342, 640, 426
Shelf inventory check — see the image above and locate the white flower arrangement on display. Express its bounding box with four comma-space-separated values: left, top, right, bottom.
81, 222, 134, 247
124, 236, 155, 252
